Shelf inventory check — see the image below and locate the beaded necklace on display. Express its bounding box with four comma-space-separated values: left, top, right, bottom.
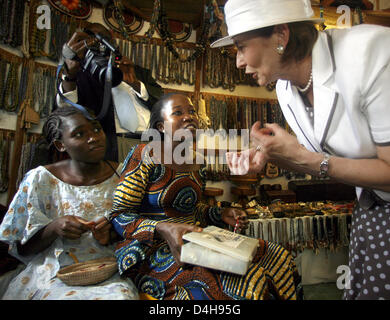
0, 131, 11, 193
42, 69, 56, 118
144, 0, 160, 40
0, 0, 11, 43
0, 59, 8, 108
17, 62, 29, 112
2, 60, 20, 112
33, 67, 45, 113
8, 0, 24, 47
297, 70, 313, 94
49, 11, 70, 61
6, 0, 16, 45
157, 0, 209, 63
137, 41, 143, 67
21, 1, 30, 58
112, 0, 131, 40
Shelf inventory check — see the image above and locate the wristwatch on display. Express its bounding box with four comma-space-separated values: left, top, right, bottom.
319, 153, 330, 178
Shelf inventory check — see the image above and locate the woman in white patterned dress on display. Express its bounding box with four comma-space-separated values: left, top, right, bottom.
0, 106, 138, 300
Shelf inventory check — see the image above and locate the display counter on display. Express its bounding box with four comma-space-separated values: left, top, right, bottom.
245, 213, 352, 285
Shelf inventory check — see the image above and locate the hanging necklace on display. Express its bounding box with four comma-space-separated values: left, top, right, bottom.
297, 70, 313, 94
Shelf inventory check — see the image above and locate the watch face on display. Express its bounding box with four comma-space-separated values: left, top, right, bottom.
321, 163, 329, 172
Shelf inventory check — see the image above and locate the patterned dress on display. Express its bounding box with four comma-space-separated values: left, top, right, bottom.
0, 165, 138, 300
110, 144, 303, 300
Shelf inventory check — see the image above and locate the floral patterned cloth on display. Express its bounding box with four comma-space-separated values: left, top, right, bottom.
0, 165, 138, 300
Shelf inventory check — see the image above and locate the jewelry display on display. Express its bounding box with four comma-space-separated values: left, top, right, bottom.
2, 60, 20, 112
204, 48, 259, 91
21, 1, 30, 58
0, 0, 25, 48
17, 62, 30, 113
0, 131, 12, 193
144, 0, 161, 40
248, 213, 351, 255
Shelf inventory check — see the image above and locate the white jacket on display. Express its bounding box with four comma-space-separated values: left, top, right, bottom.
276, 24, 390, 201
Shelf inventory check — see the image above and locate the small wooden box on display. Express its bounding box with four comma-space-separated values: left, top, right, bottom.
265, 190, 297, 203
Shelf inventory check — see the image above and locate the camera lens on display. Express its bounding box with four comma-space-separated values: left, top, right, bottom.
82, 50, 123, 87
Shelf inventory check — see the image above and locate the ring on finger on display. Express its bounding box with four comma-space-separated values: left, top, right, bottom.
255, 145, 262, 152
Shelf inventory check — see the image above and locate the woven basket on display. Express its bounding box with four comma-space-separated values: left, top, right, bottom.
57, 257, 118, 286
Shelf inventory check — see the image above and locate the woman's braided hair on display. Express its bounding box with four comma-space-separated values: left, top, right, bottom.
42, 106, 95, 146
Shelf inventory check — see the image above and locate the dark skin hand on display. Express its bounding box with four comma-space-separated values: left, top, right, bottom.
62, 30, 96, 92
155, 207, 248, 266
62, 31, 141, 94
93, 217, 115, 246
116, 56, 141, 94
156, 223, 203, 266
18, 216, 115, 256
17, 215, 92, 256
221, 207, 249, 232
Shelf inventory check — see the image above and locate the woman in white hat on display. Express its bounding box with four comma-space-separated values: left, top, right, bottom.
213, 0, 390, 300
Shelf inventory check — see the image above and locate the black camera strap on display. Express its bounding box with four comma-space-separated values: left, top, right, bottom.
55, 54, 114, 121
55, 62, 94, 120
98, 52, 114, 121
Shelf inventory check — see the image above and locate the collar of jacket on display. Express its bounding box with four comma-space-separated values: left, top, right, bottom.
280, 31, 339, 153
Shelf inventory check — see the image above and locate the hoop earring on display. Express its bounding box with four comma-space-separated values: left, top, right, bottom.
276, 45, 284, 55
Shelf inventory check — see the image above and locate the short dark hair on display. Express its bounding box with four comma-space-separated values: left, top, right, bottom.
148, 92, 188, 131
42, 106, 96, 145
250, 21, 318, 64
283, 21, 318, 64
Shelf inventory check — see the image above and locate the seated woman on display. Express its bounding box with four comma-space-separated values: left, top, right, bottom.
109, 93, 303, 300
0, 106, 138, 300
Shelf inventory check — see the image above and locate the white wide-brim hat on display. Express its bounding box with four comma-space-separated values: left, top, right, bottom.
211, 0, 324, 48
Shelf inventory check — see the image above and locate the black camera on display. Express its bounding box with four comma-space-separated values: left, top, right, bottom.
81, 29, 123, 87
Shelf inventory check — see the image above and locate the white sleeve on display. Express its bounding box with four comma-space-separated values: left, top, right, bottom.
362, 61, 390, 145
55, 82, 79, 107
0, 169, 52, 264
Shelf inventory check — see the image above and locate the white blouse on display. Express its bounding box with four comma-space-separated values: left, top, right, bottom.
0, 165, 138, 300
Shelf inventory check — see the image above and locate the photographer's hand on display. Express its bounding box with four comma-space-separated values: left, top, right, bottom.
62, 31, 96, 92
117, 57, 141, 94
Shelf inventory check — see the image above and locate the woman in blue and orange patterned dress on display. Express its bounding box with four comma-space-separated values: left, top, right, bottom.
109, 93, 303, 300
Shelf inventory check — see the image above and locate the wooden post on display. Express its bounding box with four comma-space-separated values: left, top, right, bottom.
7, 114, 26, 206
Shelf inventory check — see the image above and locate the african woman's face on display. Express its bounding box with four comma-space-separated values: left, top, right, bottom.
56, 113, 107, 163
158, 94, 199, 139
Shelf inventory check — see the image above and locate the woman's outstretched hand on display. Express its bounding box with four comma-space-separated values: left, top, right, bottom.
155, 222, 202, 266
226, 122, 305, 175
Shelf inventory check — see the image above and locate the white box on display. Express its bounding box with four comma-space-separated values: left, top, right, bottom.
180, 226, 259, 275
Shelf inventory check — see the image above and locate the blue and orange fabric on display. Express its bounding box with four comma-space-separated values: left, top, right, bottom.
109, 144, 303, 300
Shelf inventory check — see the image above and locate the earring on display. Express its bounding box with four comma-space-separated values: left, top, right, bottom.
276, 44, 284, 55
